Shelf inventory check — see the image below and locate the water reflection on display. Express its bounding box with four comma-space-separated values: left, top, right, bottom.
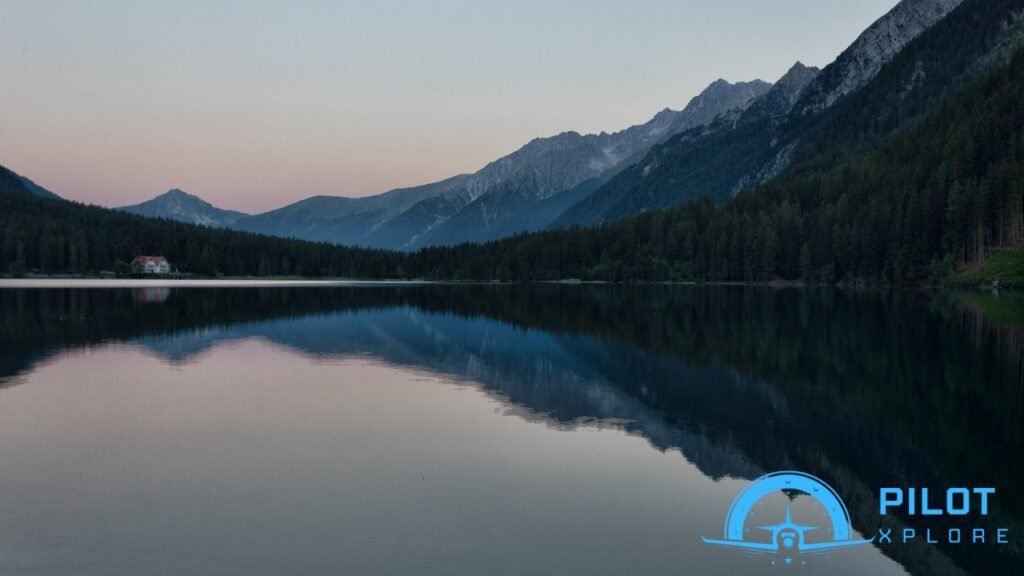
0, 285, 1021, 575
132, 286, 171, 303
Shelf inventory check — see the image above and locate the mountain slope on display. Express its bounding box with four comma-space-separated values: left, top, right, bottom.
553, 0, 969, 228
0, 165, 62, 200
229, 177, 458, 244
0, 166, 34, 197
800, 0, 1024, 164
793, 0, 966, 116
405, 176, 605, 248
119, 189, 248, 227
17, 175, 61, 200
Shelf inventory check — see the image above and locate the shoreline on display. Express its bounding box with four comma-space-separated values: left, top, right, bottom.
0, 278, 436, 289
0, 277, 1005, 292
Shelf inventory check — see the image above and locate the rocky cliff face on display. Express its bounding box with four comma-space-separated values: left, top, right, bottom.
795, 0, 965, 115
738, 62, 821, 123
471, 77, 772, 204
657, 78, 773, 134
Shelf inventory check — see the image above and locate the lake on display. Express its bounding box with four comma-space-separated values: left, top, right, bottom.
0, 283, 1021, 575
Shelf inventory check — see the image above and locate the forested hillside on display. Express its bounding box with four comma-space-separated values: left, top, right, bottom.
0, 167, 404, 278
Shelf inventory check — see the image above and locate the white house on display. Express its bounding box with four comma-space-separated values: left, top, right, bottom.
131, 255, 171, 275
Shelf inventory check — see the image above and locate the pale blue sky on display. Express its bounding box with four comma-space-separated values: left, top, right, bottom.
0, 0, 900, 212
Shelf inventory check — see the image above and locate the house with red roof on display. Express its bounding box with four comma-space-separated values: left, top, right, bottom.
131, 255, 171, 275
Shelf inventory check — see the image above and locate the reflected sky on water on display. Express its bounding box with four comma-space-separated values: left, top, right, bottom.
0, 285, 1020, 575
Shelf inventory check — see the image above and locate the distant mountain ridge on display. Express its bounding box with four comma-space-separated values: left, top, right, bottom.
119, 189, 248, 228
231, 78, 771, 249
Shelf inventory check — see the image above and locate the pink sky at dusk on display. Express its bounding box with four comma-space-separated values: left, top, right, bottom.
0, 1, 900, 214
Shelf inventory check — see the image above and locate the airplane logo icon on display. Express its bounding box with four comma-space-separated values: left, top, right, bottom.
702, 471, 874, 558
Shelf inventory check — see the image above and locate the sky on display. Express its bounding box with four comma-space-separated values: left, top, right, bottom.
0, 0, 901, 213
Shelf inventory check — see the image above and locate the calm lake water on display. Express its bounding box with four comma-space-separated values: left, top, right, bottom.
0, 284, 1021, 575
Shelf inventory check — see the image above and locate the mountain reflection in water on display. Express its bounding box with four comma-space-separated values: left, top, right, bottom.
0, 285, 1021, 575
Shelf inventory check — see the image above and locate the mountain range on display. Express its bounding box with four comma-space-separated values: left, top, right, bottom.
228, 77, 771, 249
106, 76, 768, 247
116, 74, 774, 248
100, 0, 967, 250
552, 0, 969, 228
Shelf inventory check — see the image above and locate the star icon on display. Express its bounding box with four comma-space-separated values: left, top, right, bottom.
784, 557, 793, 565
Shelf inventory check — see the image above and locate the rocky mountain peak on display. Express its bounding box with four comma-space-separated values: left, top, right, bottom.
730, 62, 822, 124
685, 79, 771, 118
151, 188, 214, 208
776, 62, 820, 91
119, 188, 248, 228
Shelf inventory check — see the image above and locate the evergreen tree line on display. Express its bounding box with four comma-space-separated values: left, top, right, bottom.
2, 49, 1023, 283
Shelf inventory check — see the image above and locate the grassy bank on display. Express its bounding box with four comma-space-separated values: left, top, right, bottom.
953, 249, 1024, 289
